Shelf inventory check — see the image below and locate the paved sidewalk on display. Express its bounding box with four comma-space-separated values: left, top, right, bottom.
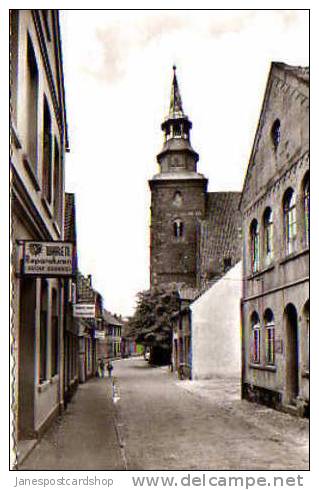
175, 375, 241, 404
19, 377, 124, 470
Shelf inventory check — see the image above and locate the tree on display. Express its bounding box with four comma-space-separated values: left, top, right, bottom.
126, 284, 180, 365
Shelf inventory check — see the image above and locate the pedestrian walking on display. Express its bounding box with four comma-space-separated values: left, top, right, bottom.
107, 361, 113, 378
99, 358, 105, 378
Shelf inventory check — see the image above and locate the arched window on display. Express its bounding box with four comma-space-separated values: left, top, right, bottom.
263, 207, 273, 266
283, 188, 297, 255
271, 119, 281, 149
264, 309, 275, 365
303, 173, 309, 247
250, 219, 260, 273
173, 219, 184, 238
251, 312, 261, 364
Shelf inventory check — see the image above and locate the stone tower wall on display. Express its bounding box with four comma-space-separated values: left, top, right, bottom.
150, 179, 207, 287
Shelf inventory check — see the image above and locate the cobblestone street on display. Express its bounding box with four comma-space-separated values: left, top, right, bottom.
20, 357, 309, 471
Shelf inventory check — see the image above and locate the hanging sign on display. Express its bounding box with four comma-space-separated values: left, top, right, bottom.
23, 241, 74, 277
94, 330, 106, 340
73, 304, 96, 318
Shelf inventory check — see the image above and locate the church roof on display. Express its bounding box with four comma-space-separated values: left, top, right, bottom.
197, 192, 242, 289
157, 136, 198, 159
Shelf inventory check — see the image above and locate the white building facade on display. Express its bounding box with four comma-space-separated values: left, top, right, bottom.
10, 10, 69, 462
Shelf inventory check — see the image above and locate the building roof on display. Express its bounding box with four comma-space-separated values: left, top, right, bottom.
272, 62, 309, 84
150, 171, 207, 182
198, 191, 242, 289
103, 309, 124, 327
239, 61, 309, 211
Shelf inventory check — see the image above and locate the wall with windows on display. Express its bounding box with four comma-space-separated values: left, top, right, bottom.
10, 10, 68, 449
240, 63, 309, 415
150, 179, 207, 287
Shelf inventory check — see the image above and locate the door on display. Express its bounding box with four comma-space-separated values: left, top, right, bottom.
284, 303, 299, 404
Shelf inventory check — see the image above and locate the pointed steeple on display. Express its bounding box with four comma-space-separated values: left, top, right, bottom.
169, 65, 184, 118
156, 66, 201, 174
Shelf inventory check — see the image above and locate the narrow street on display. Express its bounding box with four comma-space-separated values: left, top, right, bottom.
20, 358, 309, 471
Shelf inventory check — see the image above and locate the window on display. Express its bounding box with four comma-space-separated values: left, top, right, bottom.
10, 10, 19, 126
303, 173, 310, 247
173, 219, 184, 238
264, 309, 275, 365
53, 137, 61, 224
263, 208, 273, 266
51, 289, 59, 377
271, 119, 281, 149
283, 188, 297, 255
40, 280, 48, 383
173, 122, 181, 137
251, 312, 260, 364
42, 96, 52, 203
26, 34, 39, 170
250, 219, 260, 273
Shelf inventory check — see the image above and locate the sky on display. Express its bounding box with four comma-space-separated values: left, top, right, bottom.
59, 10, 309, 317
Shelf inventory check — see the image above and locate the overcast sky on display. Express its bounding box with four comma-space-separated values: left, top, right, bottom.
59, 10, 309, 317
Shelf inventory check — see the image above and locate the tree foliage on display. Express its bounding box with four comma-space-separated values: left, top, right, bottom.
126, 284, 180, 351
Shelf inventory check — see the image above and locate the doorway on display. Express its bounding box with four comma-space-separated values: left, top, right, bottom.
284, 303, 299, 404
18, 278, 37, 439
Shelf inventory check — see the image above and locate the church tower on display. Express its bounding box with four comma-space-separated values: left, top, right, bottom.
149, 66, 208, 288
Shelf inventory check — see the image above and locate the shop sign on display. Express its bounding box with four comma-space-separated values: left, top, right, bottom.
95, 330, 106, 340
23, 241, 73, 276
73, 304, 96, 318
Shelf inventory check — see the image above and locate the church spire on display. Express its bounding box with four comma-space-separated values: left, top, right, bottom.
169, 65, 184, 118
157, 66, 200, 172
160, 65, 193, 145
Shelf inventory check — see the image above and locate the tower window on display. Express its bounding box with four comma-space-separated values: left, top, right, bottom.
173, 219, 184, 238
271, 119, 281, 149
173, 123, 181, 138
